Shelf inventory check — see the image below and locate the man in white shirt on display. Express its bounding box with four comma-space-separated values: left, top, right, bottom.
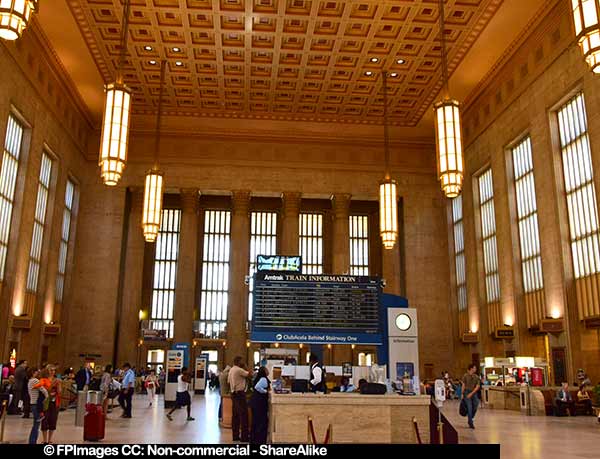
309, 354, 325, 393
166, 367, 194, 422
228, 357, 252, 443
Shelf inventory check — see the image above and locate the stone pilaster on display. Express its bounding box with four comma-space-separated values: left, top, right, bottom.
116, 188, 145, 366
226, 191, 251, 366
382, 195, 402, 296
331, 194, 351, 274
173, 189, 199, 344
330, 194, 353, 363
281, 192, 301, 255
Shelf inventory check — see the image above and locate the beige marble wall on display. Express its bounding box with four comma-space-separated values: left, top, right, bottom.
458, 2, 600, 382
0, 33, 89, 367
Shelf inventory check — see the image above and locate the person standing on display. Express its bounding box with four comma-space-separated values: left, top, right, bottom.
21, 362, 31, 418
309, 354, 325, 393
11, 360, 27, 415
100, 365, 114, 415
118, 363, 135, 419
228, 356, 252, 443
75, 363, 92, 392
250, 366, 270, 444
461, 364, 480, 429
27, 368, 48, 444
145, 370, 159, 407
166, 367, 194, 421
36, 365, 62, 444
218, 365, 231, 423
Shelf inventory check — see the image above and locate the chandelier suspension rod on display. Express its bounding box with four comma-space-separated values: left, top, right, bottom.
153, 60, 167, 170
438, 0, 450, 99
116, 0, 131, 85
383, 71, 390, 179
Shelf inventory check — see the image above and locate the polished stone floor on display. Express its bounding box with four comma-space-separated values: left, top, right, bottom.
441, 400, 599, 459
2, 391, 598, 458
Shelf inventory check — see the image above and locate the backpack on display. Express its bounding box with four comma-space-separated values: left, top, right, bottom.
459, 399, 468, 417
89, 377, 101, 391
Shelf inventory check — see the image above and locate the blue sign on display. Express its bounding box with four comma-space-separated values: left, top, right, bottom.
251, 330, 382, 345
173, 343, 190, 368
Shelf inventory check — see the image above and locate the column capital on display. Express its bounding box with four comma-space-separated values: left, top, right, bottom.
282, 191, 302, 216
231, 190, 251, 215
180, 188, 199, 213
331, 193, 351, 219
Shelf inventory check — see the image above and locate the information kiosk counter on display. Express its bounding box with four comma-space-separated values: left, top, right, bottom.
269, 392, 430, 444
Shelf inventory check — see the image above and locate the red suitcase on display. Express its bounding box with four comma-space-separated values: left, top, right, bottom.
84, 404, 105, 441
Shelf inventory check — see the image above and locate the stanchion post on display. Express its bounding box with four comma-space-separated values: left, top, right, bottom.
0, 400, 8, 444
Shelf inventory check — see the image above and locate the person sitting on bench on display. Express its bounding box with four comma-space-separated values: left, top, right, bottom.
554, 382, 576, 416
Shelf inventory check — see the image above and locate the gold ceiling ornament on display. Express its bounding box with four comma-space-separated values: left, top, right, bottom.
572, 0, 600, 73
142, 60, 166, 243
379, 71, 398, 251
99, 0, 131, 186
434, 0, 464, 199
0, 0, 38, 41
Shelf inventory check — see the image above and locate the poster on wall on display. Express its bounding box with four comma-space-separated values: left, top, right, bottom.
551, 347, 566, 387
165, 350, 184, 407
194, 355, 209, 393
342, 362, 353, 377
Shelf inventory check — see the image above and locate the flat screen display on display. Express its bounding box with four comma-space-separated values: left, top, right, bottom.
257, 255, 302, 273
251, 272, 382, 345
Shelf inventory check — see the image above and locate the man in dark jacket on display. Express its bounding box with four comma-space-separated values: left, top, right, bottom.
10, 360, 27, 415
75, 363, 92, 391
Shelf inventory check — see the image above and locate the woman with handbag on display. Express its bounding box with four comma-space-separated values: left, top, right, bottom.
35, 366, 62, 444
100, 365, 114, 415
144, 370, 159, 406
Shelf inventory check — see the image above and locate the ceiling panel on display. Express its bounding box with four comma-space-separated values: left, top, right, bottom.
64, 0, 503, 126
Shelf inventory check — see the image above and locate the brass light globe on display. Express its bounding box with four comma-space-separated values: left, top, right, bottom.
0, 0, 38, 41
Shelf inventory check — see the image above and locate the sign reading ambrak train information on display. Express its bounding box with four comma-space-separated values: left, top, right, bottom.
251, 270, 383, 345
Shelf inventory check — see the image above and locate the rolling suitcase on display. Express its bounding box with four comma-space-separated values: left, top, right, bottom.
83, 404, 105, 441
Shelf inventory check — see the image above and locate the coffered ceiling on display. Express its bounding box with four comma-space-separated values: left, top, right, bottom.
35, 0, 548, 135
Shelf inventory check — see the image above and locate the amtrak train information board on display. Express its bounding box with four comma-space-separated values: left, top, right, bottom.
251, 272, 383, 345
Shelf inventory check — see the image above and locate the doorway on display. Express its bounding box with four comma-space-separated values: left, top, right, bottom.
203, 350, 219, 375
147, 349, 165, 374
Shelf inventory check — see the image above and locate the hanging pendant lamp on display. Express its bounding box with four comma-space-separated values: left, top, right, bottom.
142, 60, 166, 243
0, 0, 38, 41
572, 0, 600, 73
379, 71, 398, 250
99, 0, 132, 186
434, 0, 464, 198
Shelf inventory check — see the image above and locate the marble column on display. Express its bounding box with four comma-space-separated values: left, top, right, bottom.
331, 194, 351, 274
173, 188, 199, 345
226, 191, 251, 365
281, 192, 301, 256
116, 188, 146, 366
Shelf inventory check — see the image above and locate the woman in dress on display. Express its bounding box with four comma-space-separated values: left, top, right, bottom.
144, 370, 159, 406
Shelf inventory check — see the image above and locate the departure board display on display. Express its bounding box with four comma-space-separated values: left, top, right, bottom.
250, 272, 383, 345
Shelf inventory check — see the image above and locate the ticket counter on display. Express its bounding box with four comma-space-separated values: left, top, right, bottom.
269, 393, 431, 444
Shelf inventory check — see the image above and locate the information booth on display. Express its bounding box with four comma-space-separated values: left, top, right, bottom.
248, 255, 428, 443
